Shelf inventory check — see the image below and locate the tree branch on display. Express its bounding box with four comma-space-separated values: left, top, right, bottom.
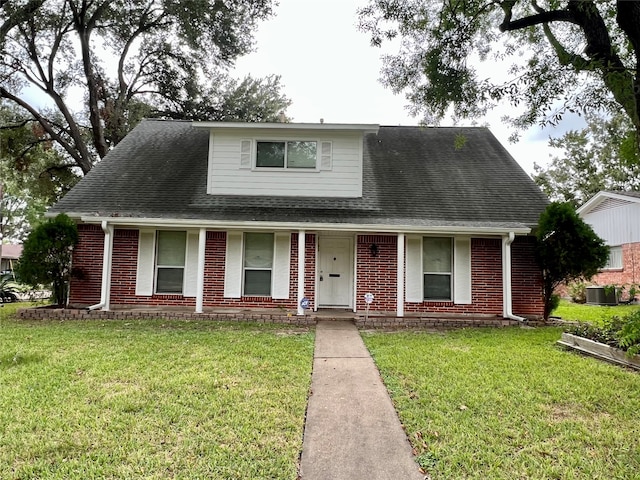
499, 8, 575, 32
0, 86, 88, 172
0, 0, 45, 42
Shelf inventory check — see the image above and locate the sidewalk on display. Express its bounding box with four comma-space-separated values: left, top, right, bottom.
299, 320, 424, 480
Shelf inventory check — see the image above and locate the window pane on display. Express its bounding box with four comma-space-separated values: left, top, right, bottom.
244, 270, 272, 296
423, 237, 452, 272
157, 268, 184, 294
256, 142, 285, 167
605, 246, 622, 269
287, 141, 316, 168
424, 274, 451, 300
157, 231, 186, 266
244, 233, 274, 268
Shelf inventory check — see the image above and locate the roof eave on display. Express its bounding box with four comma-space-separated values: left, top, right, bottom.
73, 215, 531, 236
192, 121, 380, 134
577, 190, 640, 215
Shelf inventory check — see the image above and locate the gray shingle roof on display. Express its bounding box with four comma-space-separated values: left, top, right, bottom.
50, 119, 548, 230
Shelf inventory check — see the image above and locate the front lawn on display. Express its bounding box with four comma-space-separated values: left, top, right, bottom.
553, 299, 640, 325
362, 327, 640, 480
0, 311, 314, 479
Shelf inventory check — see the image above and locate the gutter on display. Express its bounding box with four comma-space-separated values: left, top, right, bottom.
503, 232, 526, 322
72, 215, 532, 237
86, 220, 114, 311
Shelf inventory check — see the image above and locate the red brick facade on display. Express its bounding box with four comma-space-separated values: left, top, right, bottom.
511, 236, 545, 316
69, 227, 544, 318
590, 242, 640, 288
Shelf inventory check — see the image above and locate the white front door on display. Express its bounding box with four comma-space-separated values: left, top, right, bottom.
318, 236, 353, 308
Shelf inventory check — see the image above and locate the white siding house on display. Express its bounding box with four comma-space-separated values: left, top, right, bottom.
578, 191, 640, 288
198, 122, 378, 198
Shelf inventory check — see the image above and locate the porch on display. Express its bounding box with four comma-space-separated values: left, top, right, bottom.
16, 305, 532, 328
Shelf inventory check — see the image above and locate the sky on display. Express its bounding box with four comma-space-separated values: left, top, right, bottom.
233, 0, 583, 175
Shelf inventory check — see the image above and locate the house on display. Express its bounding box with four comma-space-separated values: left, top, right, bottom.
0, 244, 22, 276
47, 120, 548, 322
578, 191, 640, 290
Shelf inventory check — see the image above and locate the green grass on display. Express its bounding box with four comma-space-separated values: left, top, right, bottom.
362, 327, 640, 480
0, 309, 314, 479
553, 299, 640, 325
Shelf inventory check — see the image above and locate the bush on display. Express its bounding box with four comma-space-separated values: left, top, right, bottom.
16, 213, 78, 306
617, 311, 640, 356
566, 311, 640, 355
567, 282, 586, 303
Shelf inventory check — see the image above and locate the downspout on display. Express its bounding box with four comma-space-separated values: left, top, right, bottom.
297, 230, 306, 316
87, 221, 114, 311
503, 232, 526, 322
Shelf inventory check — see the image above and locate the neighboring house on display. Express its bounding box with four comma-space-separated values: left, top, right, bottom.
48, 120, 548, 320
578, 191, 640, 289
0, 244, 22, 275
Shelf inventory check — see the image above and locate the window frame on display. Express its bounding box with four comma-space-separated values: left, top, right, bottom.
243, 232, 275, 297
254, 139, 319, 170
154, 230, 187, 294
603, 245, 623, 270
422, 236, 453, 301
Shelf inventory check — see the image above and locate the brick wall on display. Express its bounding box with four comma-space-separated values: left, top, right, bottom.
404, 238, 504, 315
590, 242, 640, 288
69, 227, 544, 318
201, 232, 315, 311
356, 235, 398, 311
69, 224, 104, 306
511, 236, 544, 317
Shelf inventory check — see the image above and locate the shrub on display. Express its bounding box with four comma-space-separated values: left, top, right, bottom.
566, 311, 640, 355
16, 213, 78, 306
617, 311, 640, 356
536, 202, 609, 319
568, 282, 586, 303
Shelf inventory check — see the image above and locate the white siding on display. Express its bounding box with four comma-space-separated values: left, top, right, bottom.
207, 129, 363, 197
582, 202, 640, 245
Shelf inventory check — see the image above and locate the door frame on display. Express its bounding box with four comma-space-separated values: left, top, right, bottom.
315, 234, 356, 311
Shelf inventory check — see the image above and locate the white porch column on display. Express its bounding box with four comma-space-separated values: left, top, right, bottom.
297, 230, 306, 315
195, 228, 207, 313
397, 233, 405, 317
502, 232, 514, 318
100, 221, 114, 311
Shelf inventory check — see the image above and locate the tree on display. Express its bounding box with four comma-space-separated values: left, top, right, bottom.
16, 213, 78, 306
533, 112, 640, 208
0, 0, 289, 175
1, 103, 79, 242
535, 202, 609, 319
358, 1, 640, 148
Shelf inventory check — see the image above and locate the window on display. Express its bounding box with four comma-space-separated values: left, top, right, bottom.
604, 245, 623, 270
244, 233, 274, 295
423, 237, 452, 300
155, 231, 186, 294
256, 141, 317, 169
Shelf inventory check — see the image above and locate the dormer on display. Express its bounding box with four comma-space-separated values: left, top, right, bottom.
193, 122, 379, 198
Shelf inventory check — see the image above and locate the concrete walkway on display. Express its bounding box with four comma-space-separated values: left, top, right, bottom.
299, 321, 424, 480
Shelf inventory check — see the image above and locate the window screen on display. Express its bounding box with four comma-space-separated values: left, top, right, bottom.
156, 230, 186, 294
244, 232, 274, 295
423, 237, 452, 300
